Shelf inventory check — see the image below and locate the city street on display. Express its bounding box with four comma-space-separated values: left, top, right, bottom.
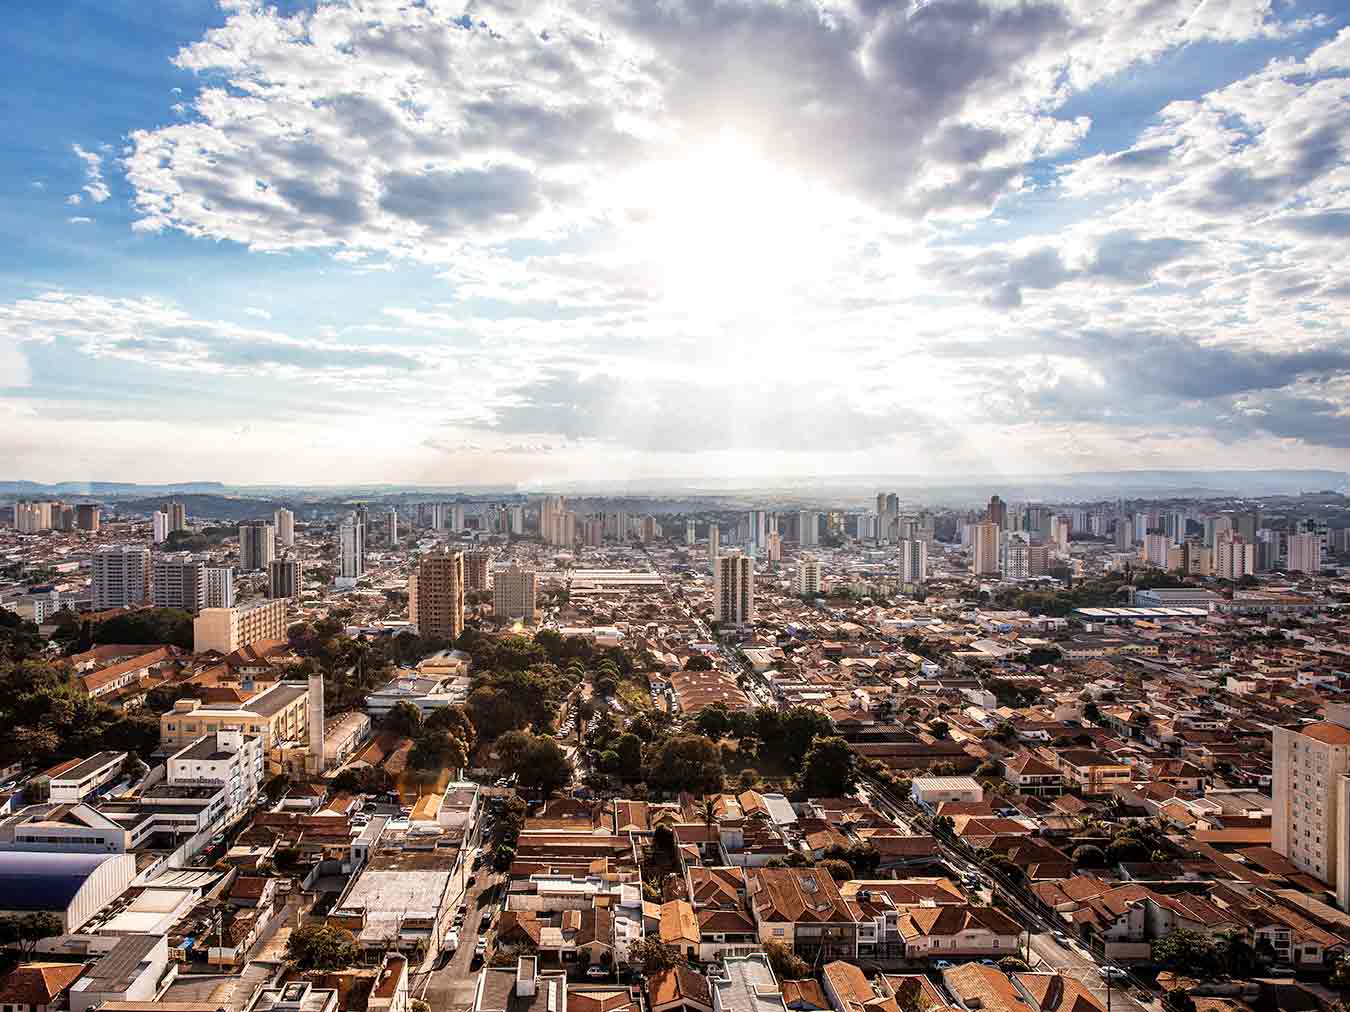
417, 853, 506, 1012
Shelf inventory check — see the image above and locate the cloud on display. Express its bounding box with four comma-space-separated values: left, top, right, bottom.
67, 216, 93, 225
71, 143, 110, 204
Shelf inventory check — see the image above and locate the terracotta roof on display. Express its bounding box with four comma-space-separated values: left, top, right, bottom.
941, 965, 1022, 1012
660, 900, 699, 945
1014, 974, 1106, 1012
898, 904, 1020, 940
648, 967, 711, 1010
749, 867, 853, 923
0, 963, 87, 1006
1297, 722, 1350, 745
780, 979, 828, 1011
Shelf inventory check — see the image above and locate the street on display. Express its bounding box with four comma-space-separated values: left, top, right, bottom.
417, 848, 507, 1012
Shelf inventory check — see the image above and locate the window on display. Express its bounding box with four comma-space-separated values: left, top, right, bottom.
772, 928, 785, 937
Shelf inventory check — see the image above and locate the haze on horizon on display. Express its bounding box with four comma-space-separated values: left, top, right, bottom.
3, 0, 1350, 487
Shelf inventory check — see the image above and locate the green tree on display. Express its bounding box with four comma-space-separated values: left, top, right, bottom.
798, 736, 859, 797
93, 608, 193, 649
1151, 929, 1219, 977
819, 858, 853, 881
285, 923, 359, 970
928, 720, 950, 740
684, 654, 713, 671
496, 731, 572, 797
383, 701, 423, 738
1162, 991, 1196, 1012
693, 703, 732, 740
0, 913, 62, 958
423, 704, 476, 748
998, 957, 1031, 973
629, 937, 682, 973
763, 939, 810, 979
1072, 844, 1107, 868
646, 735, 724, 794
614, 733, 644, 775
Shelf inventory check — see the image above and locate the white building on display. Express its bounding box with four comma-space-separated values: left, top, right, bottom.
204, 566, 235, 609
167, 728, 264, 821
910, 776, 984, 809
274, 508, 295, 547
715, 551, 754, 626
899, 538, 928, 586
1288, 532, 1322, 575
1214, 532, 1256, 581
339, 514, 365, 583
1142, 533, 1171, 569
92, 547, 150, 611
797, 557, 822, 596
152, 510, 169, 544
1272, 708, 1350, 910
493, 563, 538, 622
799, 511, 819, 547
970, 523, 1000, 576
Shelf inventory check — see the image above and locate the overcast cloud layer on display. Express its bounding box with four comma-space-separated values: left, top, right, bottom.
2, 0, 1349, 484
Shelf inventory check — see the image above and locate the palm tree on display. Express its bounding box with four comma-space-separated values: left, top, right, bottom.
698, 797, 719, 856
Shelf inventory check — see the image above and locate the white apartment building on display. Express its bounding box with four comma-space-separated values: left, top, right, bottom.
204, 566, 235, 608
1288, 532, 1322, 575
152, 555, 204, 612
493, 563, 538, 621
715, 551, 754, 626
799, 511, 819, 547
1272, 708, 1350, 910
274, 508, 295, 547
92, 546, 150, 610
152, 510, 169, 543
899, 538, 928, 586
167, 727, 264, 819
1214, 532, 1256, 581
797, 557, 822, 596
1142, 533, 1171, 569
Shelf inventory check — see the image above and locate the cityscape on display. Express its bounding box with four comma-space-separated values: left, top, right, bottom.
5, 3, 1350, 1012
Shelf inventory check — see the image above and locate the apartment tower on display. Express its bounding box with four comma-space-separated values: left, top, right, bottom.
409, 549, 465, 640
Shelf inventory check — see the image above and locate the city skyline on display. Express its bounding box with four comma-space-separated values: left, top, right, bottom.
3, 1, 1350, 484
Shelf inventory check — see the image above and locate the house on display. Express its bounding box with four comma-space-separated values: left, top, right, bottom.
910, 778, 984, 810
368, 956, 409, 1012
0, 963, 88, 1012
711, 953, 787, 1012
1051, 751, 1131, 796
649, 966, 714, 1012
472, 957, 569, 1012
781, 980, 829, 1012
1002, 755, 1065, 797
697, 907, 759, 962
68, 935, 170, 1012
747, 867, 857, 962
895, 905, 1022, 961
940, 964, 1024, 1012
821, 961, 895, 1012
661, 901, 701, 960
1011, 973, 1107, 1012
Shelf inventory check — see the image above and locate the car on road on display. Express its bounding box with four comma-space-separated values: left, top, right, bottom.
1100, 966, 1127, 981
211, 833, 226, 846
933, 960, 953, 970
475, 936, 488, 956
444, 930, 459, 954
480, 910, 493, 930
585, 965, 610, 979
1052, 930, 1069, 945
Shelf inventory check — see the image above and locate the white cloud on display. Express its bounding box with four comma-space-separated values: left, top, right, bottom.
67, 216, 93, 225
71, 143, 110, 204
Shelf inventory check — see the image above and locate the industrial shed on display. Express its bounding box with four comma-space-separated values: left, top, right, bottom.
0, 851, 136, 932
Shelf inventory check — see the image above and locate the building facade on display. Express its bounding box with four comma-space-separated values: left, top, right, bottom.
410, 550, 465, 640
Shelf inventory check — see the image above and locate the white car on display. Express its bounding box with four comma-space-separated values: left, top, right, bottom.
585, 965, 610, 979
1100, 966, 1127, 981
475, 936, 488, 956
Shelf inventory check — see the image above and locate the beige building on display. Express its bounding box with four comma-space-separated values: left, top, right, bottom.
493, 563, 538, 622
193, 597, 289, 654
970, 522, 1000, 576
714, 551, 754, 626
797, 557, 822, 596
464, 550, 492, 591
410, 549, 465, 640
1272, 710, 1350, 909
1288, 532, 1322, 575
1214, 531, 1256, 581
160, 680, 311, 750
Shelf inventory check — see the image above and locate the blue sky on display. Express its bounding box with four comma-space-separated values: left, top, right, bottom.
2, 0, 1349, 485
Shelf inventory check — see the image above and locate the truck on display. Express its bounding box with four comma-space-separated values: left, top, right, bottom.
443, 930, 459, 954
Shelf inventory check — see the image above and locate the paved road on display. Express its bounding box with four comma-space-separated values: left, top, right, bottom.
418, 853, 507, 1012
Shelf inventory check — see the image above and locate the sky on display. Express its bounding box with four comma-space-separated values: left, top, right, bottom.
2, 0, 1349, 488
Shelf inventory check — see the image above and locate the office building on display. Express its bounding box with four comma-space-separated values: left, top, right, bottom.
152, 555, 204, 612
239, 521, 275, 572
160, 680, 310, 750
798, 511, 819, 547
385, 508, 398, 544
338, 514, 364, 583
714, 551, 754, 626
464, 550, 492, 591
899, 538, 928, 586
268, 558, 302, 599
92, 546, 150, 610
1288, 532, 1322, 575
986, 495, 1007, 530
797, 557, 822, 596
409, 549, 464, 640
152, 511, 170, 544
274, 508, 295, 548
1273, 707, 1350, 910
493, 563, 538, 622
970, 522, 1000, 576
164, 501, 187, 533
204, 566, 235, 609
76, 504, 101, 532
192, 597, 290, 654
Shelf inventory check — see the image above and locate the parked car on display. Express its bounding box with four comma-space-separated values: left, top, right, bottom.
585, 965, 610, 979
480, 910, 492, 930
933, 960, 953, 970
1053, 930, 1069, 945
475, 936, 488, 956
1100, 966, 1128, 981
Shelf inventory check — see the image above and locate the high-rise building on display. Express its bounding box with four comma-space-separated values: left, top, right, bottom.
385, 509, 398, 544
451, 505, 466, 531
15, 501, 54, 533
76, 504, 100, 532
640, 515, 661, 542
970, 522, 1000, 576
464, 550, 492, 591
1142, 533, 1171, 569
274, 508, 295, 548
708, 526, 720, 571
899, 539, 928, 586
164, 501, 187, 533
268, 558, 302, 599
540, 495, 566, 545
1115, 516, 1134, 550
856, 513, 877, 542
1167, 540, 1211, 576
152, 511, 170, 544
92, 546, 150, 610
204, 566, 235, 609
551, 510, 577, 547
1288, 532, 1322, 574
986, 495, 1007, 530
1214, 531, 1255, 581
798, 511, 819, 547
714, 551, 754, 626
748, 510, 770, 551
152, 555, 205, 612
584, 516, 605, 547
409, 549, 464, 640
1272, 707, 1350, 910
764, 531, 782, 562
493, 563, 538, 622
797, 557, 822, 596
1004, 533, 1030, 580
338, 514, 365, 582
686, 519, 697, 546
508, 505, 525, 536
239, 521, 275, 572
193, 598, 289, 654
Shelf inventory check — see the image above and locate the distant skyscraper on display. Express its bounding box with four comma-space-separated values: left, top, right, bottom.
1288, 532, 1322, 575
1142, 533, 1171, 569
274, 508, 295, 547
1213, 531, 1255, 581
451, 504, 466, 531
971, 522, 1000, 576
714, 551, 754, 626
76, 504, 100, 532
152, 511, 170, 544
708, 525, 720, 571
239, 521, 275, 572
986, 495, 1007, 530
798, 511, 819, 547
493, 563, 537, 622
93, 546, 150, 610
540, 495, 566, 544
509, 505, 525, 536
410, 549, 464, 639
1004, 533, 1030, 580
164, 501, 187, 533
686, 518, 697, 546
899, 539, 928, 586
797, 556, 822, 596
268, 558, 302, 599
856, 512, 877, 542
152, 555, 205, 612
338, 514, 365, 581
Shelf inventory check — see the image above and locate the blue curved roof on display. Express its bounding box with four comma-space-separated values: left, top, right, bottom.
0, 851, 120, 911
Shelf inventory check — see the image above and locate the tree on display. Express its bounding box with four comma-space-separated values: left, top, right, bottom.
92, 608, 194, 650
928, 720, 950, 740
1106, 834, 1152, 865
423, 704, 476, 748
1072, 844, 1107, 868
685, 654, 714, 671
409, 730, 469, 772
1083, 702, 1101, 723
819, 858, 854, 881
798, 736, 858, 797
646, 735, 724, 794
1162, 991, 1196, 1012
0, 913, 61, 958
738, 767, 761, 790
497, 731, 572, 797
629, 937, 682, 973
1151, 930, 1219, 977
285, 923, 359, 970
998, 957, 1031, 973
693, 703, 732, 740
384, 701, 423, 738
763, 939, 809, 980
824, 843, 881, 878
